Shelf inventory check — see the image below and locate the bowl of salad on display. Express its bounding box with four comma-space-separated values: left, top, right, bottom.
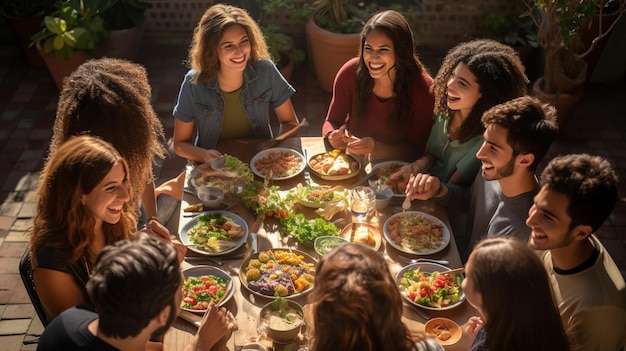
396, 262, 464, 311
179, 211, 249, 256
181, 266, 234, 313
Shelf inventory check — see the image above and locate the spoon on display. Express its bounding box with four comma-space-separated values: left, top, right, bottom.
397, 256, 450, 265
402, 192, 412, 211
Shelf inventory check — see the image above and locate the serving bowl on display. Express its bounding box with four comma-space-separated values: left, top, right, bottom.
181, 265, 234, 313
314, 235, 348, 256
307, 150, 361, 181
259, 300, 304, 343
197, 186, 224, 208
424, 317, 462, 346
396, 262, 465, 311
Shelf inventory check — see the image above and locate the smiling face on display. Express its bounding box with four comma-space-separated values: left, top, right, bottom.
475, 124, 517, 181
526, 186, 577, 251
362, 29, 396, 81
446, 62, 481, 116
217, 24, 251, 73
81, 163, 130, 226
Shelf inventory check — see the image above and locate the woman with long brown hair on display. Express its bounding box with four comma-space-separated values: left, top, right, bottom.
30, 136, 136, 320
310, 243, 442, 351
322, 10, 434, 162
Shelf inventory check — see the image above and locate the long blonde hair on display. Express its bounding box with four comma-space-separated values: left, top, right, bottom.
188, 3, 270, 83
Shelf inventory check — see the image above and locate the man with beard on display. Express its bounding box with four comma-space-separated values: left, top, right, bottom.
526, 154, 626, 351
405, 96, 558, 259
37, 233, 233, 351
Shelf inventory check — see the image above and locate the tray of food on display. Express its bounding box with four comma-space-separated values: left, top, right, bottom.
250, 148, 305, 180
179, 211, 248, 256
308, 149, 361, 180
240, 249, 316, 299
383, 211, 450, 255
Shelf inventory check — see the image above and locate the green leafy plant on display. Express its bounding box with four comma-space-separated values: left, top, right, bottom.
522, 0, 626, 94
480, 12, 538, 48
31, 0, 109, 60
312, 0, 380, 34
256, 0, 308, 67
272, 295, 288, 318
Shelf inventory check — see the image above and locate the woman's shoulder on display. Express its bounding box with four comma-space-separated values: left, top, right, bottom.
413, 338, 445, 351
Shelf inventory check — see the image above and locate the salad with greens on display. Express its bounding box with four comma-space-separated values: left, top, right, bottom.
187, 213, 244, 253
398, 267, 462, 309
280, 213, 339, 247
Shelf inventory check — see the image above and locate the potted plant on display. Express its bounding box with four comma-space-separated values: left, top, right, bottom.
256, 0, 307, 82
100, 0, 148, 59
522, 0, 626, 124
305, 0, 377, 93
1, 0, 57, 67
31, 0, 109, 89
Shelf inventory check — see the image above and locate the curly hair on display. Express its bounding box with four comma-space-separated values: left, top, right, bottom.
431, 39, 528, 143
51, 58, 166, 212
31, 136, 137, 263
481, 96, 558, 171
354, 10, 427, 131
540, 154, 618, 231
188, 3, 270, 83
310, 243, 421, 351
468, 237, 570, 351
87, 232, 181, 338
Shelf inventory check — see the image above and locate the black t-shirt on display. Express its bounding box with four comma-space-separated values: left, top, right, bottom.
37, 306, 119, 351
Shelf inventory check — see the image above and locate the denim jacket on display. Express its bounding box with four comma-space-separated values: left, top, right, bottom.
173, 59, 295, 149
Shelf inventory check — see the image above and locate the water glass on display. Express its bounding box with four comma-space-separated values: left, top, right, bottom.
350, 186, 376, 221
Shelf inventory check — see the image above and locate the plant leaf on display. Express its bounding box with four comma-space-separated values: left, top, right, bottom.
53, 35, 65, 50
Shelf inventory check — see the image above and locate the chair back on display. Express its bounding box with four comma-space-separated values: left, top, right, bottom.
19, 247, 49, 327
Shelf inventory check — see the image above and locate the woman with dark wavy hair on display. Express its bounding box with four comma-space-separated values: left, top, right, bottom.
322, 10, 435, 162
310, 243, 442, 351
394, 39, 528, 186
173, 3, 299, 164
30, 136, 136, 320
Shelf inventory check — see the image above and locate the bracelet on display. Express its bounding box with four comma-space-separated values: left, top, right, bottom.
433, 183, 445, 198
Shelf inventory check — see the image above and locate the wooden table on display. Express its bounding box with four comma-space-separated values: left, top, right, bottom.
164, 137, 476, 351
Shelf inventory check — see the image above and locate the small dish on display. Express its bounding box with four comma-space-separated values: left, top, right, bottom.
424, 317, 462, 346
259, 300, 305, 343
314, 235, 348, 256
197, 186, 224, 208
372, 186, 393, 210
339, 223, 381, 251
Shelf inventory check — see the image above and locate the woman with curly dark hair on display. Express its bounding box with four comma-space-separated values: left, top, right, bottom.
310, 243, 443, 351
30, 135, 136, 320
51, 57, 167, 229
322, 10, 434, 162
394, 39, 528, 186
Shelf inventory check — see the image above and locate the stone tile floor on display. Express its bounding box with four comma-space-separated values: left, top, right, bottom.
0, 33, 625, 350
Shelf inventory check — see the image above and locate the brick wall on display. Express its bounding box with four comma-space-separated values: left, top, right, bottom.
145, 0, 527, 49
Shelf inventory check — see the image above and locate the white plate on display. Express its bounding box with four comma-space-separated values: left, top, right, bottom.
396, 262, 465, 311
181, 265, 234, 313
368, 160, 409, 197
250, 148, 305, 180
179, 211, 249, 256
383, 211, 450, 255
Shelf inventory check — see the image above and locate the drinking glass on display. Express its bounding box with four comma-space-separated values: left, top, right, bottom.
350, 186, 376, 222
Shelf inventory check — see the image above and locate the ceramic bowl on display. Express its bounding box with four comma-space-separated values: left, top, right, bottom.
424, 317, 462, 346
197, 186, 224, 208
372, 186, 393, 210
259, 300, 304, 343
314, 235, 348, 256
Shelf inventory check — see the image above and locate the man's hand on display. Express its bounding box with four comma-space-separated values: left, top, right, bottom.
406, 173, 442, 200
188, 303, 234, 351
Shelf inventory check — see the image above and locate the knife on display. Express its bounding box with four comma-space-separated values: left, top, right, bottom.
249, 232, 258, 254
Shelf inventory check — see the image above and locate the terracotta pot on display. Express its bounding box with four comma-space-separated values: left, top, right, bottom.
36, 41, 94, 90
3, 12, 46, 68
554, 48, 588, 93
532, 77, 584, 126
305, 19, 360, 93
102, 26, 144, 60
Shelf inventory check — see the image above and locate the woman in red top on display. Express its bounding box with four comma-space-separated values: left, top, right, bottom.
322, 10, 434, 162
